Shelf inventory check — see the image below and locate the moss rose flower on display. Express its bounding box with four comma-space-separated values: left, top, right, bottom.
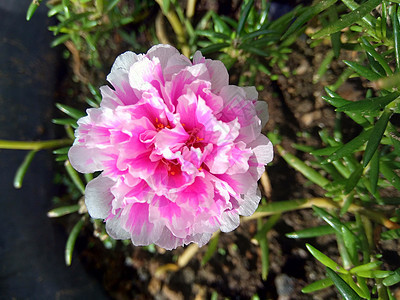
68, 44, 273, 250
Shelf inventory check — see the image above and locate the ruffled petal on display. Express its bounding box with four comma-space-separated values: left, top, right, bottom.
146, 44, 180, 69
68, 145, 105, 173
85, 175, 115, 219
105, 214, 131, 240
107, 51, 140, 89
68, 44, 273, 250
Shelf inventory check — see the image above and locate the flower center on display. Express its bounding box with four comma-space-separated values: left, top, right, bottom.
183, 125, 204, 148
161, 158, 180, 176
155, 117, 171, 131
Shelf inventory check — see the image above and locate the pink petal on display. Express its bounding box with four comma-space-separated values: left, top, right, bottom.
68, 44, 273, 250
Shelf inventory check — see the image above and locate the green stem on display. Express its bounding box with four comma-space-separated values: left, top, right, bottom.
244, 197, 400, 230
0, 139, 72, 150
155, 0, 190, 57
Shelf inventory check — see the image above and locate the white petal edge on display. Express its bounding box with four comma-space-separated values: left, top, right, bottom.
255, 100, 269, 128
242, 86, 258, 100
146, 44, 180, 69
219, 210, 240, 232
107, 51, 140, 88
68, 145, 104, 174
237, 188, 261, 216
106, 216, 131, 240
85, 175, 115, 219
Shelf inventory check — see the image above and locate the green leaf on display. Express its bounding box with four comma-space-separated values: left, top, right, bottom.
257, 199, 307, 214
328, 6, 341, 57
311, 206, 344, 234
381, 228, 400, 240
282, 0, 338, 40
392, 6, 400, 70
286, 225, 336, 239
313, 50, 335, 83
341, 226, 358, 265
343, 60, 381, 81
327, 67, 354, 92
322, 96, 352, 108
52, 147, 70, 155
13, 150, 37, 189
350, 261, 382, 274
47, 204, 80, 218
241, 29, 278, 41
324, 129, 372, 163
56, 103, 86, 120
53, 12, 92, 35
199, 43, 230, 55
326, 268, 362, 300
55, 155, 68, 162
380, 160, 400, 191
237, 0, 254, 36
52, 118, 78, 128
344, 165, 363, 194
239, 44, 270, 57
340, 192, 355, 216
312, 0, 382, 39
360, 37, 393, 76
259, 236, 269, 281
355, 270, 393, 278
211, 12, 231, 34
220, 16, 238, 28
47, 4, 64, 17
26, 0, 43, 21
106, 0, 120, 12
196, 30, 230, 40
255, 215, 280, 281
85, 97, 99, 108
367, 52, 386, 77
65, 217, 85, 266
50, 34, 70, 47
363, 110, 392, 167
301, 277, 333, 293
277, 145, 330, 187
306, 244, 348, 274
65, 160, 85, 195
369, 149, 380, 194
201, 232, 219, 266
336, 92, 399, 115
383, 268, 400, 286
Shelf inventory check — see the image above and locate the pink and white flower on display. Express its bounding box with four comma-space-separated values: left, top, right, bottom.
68, 44, 273, 250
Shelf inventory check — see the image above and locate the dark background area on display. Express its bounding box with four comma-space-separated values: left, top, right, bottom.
0, 1, 108, 298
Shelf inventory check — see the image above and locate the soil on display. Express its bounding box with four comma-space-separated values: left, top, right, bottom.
52, 2, 400, 300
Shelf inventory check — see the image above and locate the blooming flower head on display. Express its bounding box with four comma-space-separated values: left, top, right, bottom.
68, 44, 273, 250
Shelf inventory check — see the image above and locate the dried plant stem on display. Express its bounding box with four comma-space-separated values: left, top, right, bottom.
155, 11, 171, 45
155, 0, 190, 58
260, 171, 272, 199
186, 0, 196, 18
0, 139, 72, 150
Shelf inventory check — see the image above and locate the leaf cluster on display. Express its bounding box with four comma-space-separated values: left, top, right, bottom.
192, 0, 305, 77
268, 1, 400, 298
28, 0, 154, 67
